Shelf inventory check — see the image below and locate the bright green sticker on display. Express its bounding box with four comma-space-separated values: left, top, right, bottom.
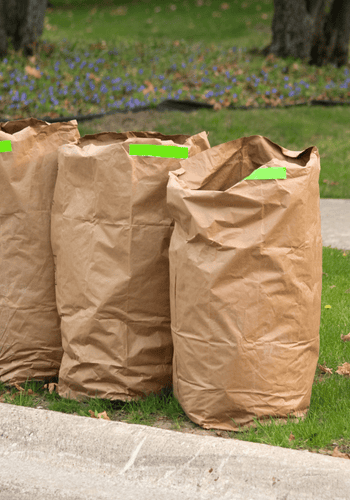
0, 140, 12, 152
129, 144, 188, 159
241, 167, 286, 181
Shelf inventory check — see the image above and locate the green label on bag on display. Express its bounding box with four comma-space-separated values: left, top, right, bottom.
129, 144, 189, 159
241, 166, 286, 181
0, 140, 12, 152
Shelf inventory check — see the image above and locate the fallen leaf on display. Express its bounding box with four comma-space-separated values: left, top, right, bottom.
336, 362, 350, 377
318, 363, 333, 374
88, 409, 110, 420
111, 6, 128, 16
288, 433, 295, 441
43, 382, 58, 394
329, 285, 336, 289
332, 446, 350, 459
208, 468, 213, 473
142, 79, 155, 94
324, 305, 332, 309
88, 73, 101, 83
341, 333, 350, 341
323, 179, 338, 185
25, 66, 41, 79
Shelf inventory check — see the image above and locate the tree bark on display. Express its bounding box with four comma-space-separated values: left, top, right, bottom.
0, 0, 47, 58
266, 0, 350, 67
310, 0, 350, 66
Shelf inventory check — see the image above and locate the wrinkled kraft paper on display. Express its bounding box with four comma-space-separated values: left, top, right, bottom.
0, 118, 80, 385
167, 135, 322, 431
51, 130, 210, 401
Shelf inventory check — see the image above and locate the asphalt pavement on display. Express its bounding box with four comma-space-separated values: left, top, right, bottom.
0, 198, 349, 500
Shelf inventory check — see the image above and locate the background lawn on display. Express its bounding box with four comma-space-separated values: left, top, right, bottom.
0, 0, 350, 456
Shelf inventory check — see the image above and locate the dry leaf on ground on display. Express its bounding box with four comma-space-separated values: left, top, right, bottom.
335, 362, 350, 377
318, 364, 333, 374
43, 382, 58, 394
25, 66, 41, 79
332, 447, 350, 459
341, 333, 350, 342
88, 410, 110, 420
88, 73, 101, 83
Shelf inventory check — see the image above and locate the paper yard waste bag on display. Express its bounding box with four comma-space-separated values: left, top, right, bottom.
167, 135, 322, 431
51, 130, 210, 401
0, 118, 80, 385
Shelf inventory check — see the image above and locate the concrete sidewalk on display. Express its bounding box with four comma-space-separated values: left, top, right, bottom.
0, 198, 349, 500
319, 198, 350, 251
0, 403, 350, 500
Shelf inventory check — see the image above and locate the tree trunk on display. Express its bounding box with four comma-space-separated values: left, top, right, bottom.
310, 0, 350, 66
266, 0, 350, 67
0, 0, 47, 58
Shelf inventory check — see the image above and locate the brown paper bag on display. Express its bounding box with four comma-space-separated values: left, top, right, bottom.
51, 130, 210, 401
0, 118, 80, 385
167, 135, 322, 431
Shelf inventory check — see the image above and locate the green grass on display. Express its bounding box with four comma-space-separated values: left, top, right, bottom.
1, 0, 349, 197
45, 0, 274, 49
78, 105, 350, 199
1, 0, 350, 455
1, 247, 350, 454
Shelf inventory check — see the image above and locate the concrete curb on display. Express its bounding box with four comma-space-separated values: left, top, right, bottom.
1, 403, 350, 500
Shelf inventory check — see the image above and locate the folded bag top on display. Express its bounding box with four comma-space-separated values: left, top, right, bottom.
167, 135, 322, 431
